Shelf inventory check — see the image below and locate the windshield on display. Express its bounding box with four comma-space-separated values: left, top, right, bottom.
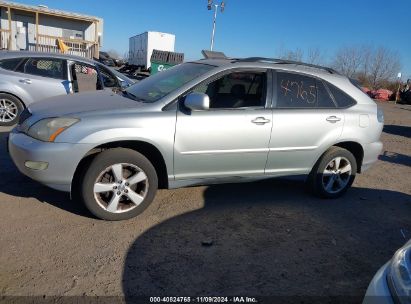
124, 63, 214, 102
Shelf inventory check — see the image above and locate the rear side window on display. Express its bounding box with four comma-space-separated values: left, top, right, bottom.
277, 72, 317, 108
24, 58, 66, 79
276, 72, 337, 109
0, 58, 24, 71
326, 83, 357, 108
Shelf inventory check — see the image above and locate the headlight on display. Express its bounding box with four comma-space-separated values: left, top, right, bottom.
27, 118, 79, 142
388, 245, 411, 303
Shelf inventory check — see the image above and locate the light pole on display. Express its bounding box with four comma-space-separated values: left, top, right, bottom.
395, 72, 402, 104
207, 0, 225, 51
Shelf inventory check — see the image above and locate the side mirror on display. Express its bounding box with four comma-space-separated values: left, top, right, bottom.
184, 92, 210, 111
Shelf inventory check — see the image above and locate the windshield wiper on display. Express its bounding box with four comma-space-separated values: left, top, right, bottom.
122, 90, 151, 103
122, 90, 139, 102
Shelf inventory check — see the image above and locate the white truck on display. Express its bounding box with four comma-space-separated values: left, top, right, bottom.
128, 31, 175, 70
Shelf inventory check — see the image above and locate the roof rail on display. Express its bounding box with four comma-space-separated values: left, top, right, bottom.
201, 50, 228, 60
236, 57, 339, 74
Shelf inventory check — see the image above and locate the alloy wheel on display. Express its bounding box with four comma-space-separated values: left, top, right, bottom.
0, 99, 18, 123
93, 163, 149, 213
322, 156, 352, 194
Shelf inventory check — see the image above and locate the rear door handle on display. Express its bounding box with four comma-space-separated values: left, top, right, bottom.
252, 117, 271, 125
19, 79, 32, 84
326, 116, 341, 123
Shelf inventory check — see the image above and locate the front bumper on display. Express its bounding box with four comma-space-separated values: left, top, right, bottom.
8, 130, 94, 192
361, 141, 383, 172
363, 262, 394, 304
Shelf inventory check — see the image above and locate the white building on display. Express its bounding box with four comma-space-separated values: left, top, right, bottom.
0, 1, 103, 58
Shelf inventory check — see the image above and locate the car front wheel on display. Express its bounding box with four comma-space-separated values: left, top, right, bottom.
80, 148, 158, 221
308, 147, 357, 198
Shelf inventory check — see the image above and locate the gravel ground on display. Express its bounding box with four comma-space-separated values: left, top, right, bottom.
0, 102, 410, 303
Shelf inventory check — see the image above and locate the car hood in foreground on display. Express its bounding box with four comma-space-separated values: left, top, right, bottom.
28, 90, 145, 118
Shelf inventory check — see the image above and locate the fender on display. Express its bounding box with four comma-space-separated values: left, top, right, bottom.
0, 81, 34, 106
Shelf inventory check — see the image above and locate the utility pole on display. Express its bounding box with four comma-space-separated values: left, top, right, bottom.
207, 0, 225, 51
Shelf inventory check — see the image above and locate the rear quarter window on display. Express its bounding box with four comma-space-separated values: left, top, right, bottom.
317, 80, 336, 108
0, 58, 24, 71
326, 83, 357, 108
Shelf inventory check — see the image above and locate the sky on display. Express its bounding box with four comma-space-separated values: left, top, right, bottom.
14, 0, 411, 78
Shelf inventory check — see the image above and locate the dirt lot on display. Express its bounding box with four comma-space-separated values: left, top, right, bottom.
0, 102, 410, 303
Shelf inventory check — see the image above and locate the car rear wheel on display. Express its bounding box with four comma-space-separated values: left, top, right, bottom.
0, 94, 24, 126
80, 148, 158, 221
308, 147, 357, 198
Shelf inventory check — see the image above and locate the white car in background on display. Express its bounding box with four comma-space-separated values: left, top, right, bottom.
364, 239, 411, 304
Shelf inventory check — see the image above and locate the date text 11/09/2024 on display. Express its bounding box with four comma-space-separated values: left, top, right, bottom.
149, 297, 258, 303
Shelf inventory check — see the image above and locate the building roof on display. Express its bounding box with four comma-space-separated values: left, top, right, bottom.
0, 0, 100, 22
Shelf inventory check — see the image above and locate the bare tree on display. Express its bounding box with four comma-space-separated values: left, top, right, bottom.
332, 46, 364, 78
123, 51, 129, 62
367, 47, 401, 89
277, 47, 304, 62
306, 47, 325, 65
106, 49, 120, 59
332, 45, 401, 88
276, 46, 326, 65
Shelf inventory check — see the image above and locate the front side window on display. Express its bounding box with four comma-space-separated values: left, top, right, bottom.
193, 71, 267, 109
24, 58, 65, 79
0, 58, 24, 71
97, 65, 119, 88
124, 63, 214, 103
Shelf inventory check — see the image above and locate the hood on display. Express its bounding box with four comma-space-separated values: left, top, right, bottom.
28, 90, 143, 118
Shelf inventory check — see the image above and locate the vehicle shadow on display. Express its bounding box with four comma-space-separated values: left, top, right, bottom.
379, 151, 411, 167
122, 180, 411, 303
383, 124, 411, 138
0, 132, 92, 218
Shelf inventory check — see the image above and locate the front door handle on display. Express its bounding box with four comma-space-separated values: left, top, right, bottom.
19, 79, 32, 84
252, 117, 271, 125
326, 116, 341, 123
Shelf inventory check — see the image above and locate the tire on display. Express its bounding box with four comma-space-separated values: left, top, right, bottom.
80, 148, 158, 221
307, 147, 357, 198
0, 93, 24, 126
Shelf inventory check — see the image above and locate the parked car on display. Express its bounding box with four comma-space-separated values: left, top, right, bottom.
363, 239, 411, 304
8, 55, 384, 221
0, 51, 135, 126
399, 86, 411, 105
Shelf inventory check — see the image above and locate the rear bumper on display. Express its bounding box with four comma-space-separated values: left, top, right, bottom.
8, 130, 93, 192
361, 141, 383, 172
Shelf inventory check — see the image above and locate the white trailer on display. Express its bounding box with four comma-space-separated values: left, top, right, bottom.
129, 31, 175, 69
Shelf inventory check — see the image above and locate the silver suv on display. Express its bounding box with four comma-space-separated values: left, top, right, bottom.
8, 54, 384, 221
0, 52, 134, 126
